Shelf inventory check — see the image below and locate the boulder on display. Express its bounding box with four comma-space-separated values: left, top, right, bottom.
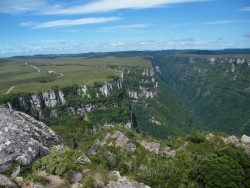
70, 170, 83, 183
139, 140, 160, 154
241, 135, 250, 145
0, 107, 63, 173
0, 174, 17, 188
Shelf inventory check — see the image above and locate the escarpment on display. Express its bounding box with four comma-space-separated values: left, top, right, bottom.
2, 64, 159, 128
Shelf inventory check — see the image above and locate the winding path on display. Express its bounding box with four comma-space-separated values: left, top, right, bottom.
4, 63, 64, 95
4, 86, 16, 94
48, 70, 64, 78
25, 62, 41, 72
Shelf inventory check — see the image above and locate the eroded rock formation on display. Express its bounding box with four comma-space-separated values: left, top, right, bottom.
0, 107, 63, 173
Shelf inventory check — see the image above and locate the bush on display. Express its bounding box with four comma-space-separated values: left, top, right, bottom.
189, 131, 206, 143
33, 149, 83, 176
197, 147, 246, 187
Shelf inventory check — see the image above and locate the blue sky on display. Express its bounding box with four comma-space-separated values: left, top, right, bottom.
0, 0, 250, 57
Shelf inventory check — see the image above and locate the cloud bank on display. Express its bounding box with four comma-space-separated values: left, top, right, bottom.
33, 17, 120, 28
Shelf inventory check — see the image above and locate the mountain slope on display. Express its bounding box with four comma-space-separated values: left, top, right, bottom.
154, 54, 250, 135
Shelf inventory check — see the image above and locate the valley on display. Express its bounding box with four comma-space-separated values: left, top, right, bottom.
0, 50, 250, 188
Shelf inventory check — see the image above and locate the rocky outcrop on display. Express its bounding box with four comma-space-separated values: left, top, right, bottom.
42, 91, 57, 108
0, 107, 63, 173
128, 66, 158, 99
139, 140, 160, 154
139, 140, 176, 157
78, 75, 123, 98
142, 67, 154, 77
5, 76, 124, 119
101, 131, 136, 152
207, 133, 250, 156
105, 171, 150, 188
241, 135, 250, 145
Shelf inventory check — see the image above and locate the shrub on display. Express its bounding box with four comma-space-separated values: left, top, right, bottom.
33, 149, 83, 176
197, 147, 246, 187
189, 131, 206, 143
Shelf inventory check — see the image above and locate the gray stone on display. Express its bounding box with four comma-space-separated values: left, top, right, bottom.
0, 107, 63, 173
0, 174, 17, 188
241, 135, 250, 145
139, 140, 160, 154
70, 170, 83, 183
101, 131, 136, 152
58, 90, 66, 105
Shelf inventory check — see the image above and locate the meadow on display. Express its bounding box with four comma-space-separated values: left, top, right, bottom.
0, 56, 149, 96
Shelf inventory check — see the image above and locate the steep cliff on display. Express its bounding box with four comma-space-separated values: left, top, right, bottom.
2, 64, 159, 132
155, 54, 250, 135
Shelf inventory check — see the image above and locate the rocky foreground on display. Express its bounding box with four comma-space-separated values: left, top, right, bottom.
0, 107, 151, 188
0, 107, 63, 173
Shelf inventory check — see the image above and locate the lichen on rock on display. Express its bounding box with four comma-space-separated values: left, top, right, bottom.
0, 107, 63, 173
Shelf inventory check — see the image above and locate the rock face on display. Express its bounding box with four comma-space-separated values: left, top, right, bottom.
0, 174, 17, 188
0, 107, 63, 173
4, 65, 159, 121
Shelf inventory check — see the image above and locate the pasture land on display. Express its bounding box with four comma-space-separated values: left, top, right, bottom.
0, 56, 149, 96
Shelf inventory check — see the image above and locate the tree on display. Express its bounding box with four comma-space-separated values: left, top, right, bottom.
197, 147, 246, 188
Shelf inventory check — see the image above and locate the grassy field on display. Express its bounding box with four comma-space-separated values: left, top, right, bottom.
0, 56, 150, 96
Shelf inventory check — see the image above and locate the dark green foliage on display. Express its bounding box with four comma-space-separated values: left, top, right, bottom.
44, 116, 94, 148
197, 146, 248, 188
189, 131, 206, 143
155, 55, 250, 135
133, 79, 200, 139
33, 149, 83, 176
79, 127, 250, 188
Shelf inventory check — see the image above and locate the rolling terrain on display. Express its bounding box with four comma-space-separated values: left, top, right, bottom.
0, 56, 149, 96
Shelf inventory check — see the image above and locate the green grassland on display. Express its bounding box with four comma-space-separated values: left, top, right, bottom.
0, 56, 150, 96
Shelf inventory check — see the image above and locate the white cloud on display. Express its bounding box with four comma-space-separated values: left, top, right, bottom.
169, 22, 193, 28
63, 29, 81, 33
203, 20, 235, 25
33, 17, 120, 29
19, 22, 34, 26
241, 7, 250, 11
2, 36, 250, 57
100, 24, 151, 31
44, 0, 207, 15
0, 0, 48, 14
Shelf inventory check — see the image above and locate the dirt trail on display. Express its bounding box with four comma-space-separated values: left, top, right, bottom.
25, 62, 41, 72
48, 70, 64, 78
4, 86, 16, 94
